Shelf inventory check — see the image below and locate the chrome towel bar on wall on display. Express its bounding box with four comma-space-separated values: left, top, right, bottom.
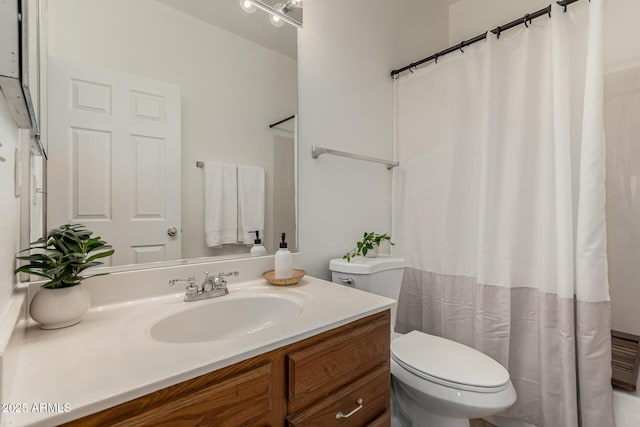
311, 146, 399, 170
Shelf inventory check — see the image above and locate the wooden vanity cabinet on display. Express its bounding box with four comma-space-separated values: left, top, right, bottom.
62, 310, 390, 427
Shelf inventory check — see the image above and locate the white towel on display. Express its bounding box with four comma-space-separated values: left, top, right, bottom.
204, 162, 238, 247
237, 165, 265, 245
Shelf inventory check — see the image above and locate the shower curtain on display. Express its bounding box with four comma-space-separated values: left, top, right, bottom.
392, 1, 613, 426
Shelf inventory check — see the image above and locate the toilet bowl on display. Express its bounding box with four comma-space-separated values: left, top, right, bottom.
330, 256, 517, 427
391, 331, 516, 427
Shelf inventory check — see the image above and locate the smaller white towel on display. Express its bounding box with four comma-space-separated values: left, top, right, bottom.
204, 162, 238, 247
237, 165, 265, 245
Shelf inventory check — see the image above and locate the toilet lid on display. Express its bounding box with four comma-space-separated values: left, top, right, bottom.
391, 331, 510, 391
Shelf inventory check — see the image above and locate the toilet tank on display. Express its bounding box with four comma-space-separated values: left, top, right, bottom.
329, 256, 405, 301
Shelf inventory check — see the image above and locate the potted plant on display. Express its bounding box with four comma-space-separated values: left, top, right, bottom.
15, 224, 114, 329
343, 232, 394, 262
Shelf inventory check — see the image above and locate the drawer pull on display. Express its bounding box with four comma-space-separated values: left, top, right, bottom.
335, 398, 364, 419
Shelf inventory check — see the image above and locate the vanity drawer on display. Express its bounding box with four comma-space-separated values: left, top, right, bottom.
287, 312, 390, 408
367, 410, 391, 427
287, 366, 390, 427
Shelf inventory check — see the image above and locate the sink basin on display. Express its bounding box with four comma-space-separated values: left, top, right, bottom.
151, 294, 304, 344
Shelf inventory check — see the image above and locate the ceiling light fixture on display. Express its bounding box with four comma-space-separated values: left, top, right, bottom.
240, 0, 302, 29
239, 0, 256, 13
270, 14, 285, 27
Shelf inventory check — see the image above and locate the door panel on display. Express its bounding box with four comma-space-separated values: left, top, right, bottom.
48, 58, 181, 266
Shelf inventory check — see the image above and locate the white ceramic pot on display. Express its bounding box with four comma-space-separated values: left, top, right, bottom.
30, 284, 91, 329
365, 243, 379, 258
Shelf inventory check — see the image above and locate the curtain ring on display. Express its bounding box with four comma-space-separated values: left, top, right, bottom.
524, 14, 530, 28
434, 53, 439, 64
409, 63, 415, 74
495, 26, 501, 39
459, 42, 465, 53
564, 4, 568, 12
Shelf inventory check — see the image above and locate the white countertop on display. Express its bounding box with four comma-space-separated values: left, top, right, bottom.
3, 276, 395, 426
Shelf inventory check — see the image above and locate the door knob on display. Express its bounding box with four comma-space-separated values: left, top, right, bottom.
167, 227, 178, 237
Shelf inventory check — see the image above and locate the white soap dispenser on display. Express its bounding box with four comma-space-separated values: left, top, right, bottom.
249, 231, 267, 256
274, 232, 292, 279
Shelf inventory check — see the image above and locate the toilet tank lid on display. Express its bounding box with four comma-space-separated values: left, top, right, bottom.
329, 256, 405, 274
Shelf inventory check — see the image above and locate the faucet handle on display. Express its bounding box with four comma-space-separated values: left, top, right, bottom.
169, 277, 198, 294
217, 271, 239, 279
169, 276, 196, 286
216, 271, 239, 287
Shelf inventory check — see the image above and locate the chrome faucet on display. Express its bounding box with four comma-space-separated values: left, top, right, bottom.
169, 271, 239, 302
201, 272, 218, 292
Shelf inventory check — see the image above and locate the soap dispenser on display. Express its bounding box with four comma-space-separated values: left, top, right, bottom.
249, 231, 267, 256
274, 233, 292, 279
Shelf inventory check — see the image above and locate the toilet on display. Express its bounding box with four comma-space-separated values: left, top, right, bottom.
330, 256, 516, 427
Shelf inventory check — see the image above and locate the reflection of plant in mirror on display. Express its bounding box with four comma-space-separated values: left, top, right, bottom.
15, 224, 115, 289
343, 232, 394, 262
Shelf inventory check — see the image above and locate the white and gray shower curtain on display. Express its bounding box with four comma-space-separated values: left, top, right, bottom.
392, 1, 613, 426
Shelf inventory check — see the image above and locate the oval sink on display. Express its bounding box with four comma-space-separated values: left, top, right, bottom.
151, 294, 303, 344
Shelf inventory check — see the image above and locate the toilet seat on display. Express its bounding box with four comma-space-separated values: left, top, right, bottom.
391, 330, 511, 393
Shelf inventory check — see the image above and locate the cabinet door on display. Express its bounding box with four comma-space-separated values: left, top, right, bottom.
113, 364, 273, 427
287, 367, 390, 427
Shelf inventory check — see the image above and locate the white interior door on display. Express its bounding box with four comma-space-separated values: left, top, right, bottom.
47, 58, 181, 266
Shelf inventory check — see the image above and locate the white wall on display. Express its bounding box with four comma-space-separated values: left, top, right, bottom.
448, 0, 640, 335
47, 0, 297, 258
602, 0, 640, 72
297, 0, 450, 279
0, 95, 21, 316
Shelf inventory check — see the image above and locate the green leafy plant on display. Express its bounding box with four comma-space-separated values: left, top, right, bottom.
15, 224, 115, 289
343, 232, 394, 262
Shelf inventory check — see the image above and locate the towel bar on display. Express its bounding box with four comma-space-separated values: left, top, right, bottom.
311, 146, 398, 170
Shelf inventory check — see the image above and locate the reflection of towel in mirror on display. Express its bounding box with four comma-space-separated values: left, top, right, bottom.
204, 162, 238, 247
238, 165, 265, 245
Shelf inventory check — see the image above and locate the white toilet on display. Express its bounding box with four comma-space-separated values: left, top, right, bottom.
330, 256, 516, 427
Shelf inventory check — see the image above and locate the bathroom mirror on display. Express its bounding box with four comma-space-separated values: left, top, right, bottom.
34, 0, 298, 272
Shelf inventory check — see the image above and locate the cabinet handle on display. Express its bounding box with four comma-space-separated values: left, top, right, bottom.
338, 277, 354, 285
335, 398, 364, 419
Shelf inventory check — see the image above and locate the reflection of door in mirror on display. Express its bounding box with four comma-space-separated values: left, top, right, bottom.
28, 151, 45, 243
43, 0, 298, 269
47, 59, 182, 266
272, 119, 296, 250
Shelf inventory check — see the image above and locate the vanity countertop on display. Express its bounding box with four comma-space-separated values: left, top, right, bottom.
3, 276, 395, 426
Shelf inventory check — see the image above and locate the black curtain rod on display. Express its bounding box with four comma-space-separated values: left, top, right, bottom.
390, 0, 583, 78
269, 115, 296, 128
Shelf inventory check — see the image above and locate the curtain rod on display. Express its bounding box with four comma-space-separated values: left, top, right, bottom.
390, 0, 584, 78
269, 115, 295, 129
